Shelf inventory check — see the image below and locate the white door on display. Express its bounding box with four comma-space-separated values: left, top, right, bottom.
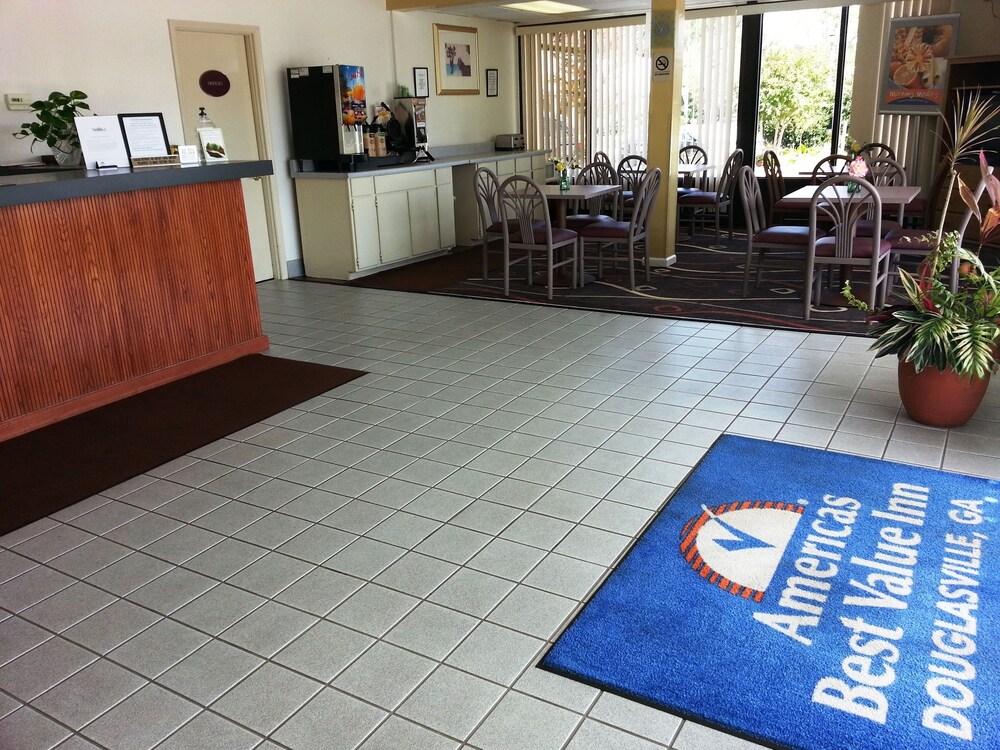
171, 26, 275, 281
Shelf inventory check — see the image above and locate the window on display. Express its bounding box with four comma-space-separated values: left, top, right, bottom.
756, 7, 858, 174
520, 19, 649, 166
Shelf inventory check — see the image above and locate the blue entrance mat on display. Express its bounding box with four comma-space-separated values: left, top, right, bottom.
541, 435, 999, 750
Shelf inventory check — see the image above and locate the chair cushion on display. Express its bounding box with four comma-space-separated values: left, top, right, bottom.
677, 191, 719, 205
578, 220, 631, 239
753, 225, 814, 245
509, 226, 578, 245
489, 219, 545, 234
886, 229, 934, 251
565, 214, 616, 230
852, 218, 903, 237
815, 235, 891, 258
772, 197, 809, 212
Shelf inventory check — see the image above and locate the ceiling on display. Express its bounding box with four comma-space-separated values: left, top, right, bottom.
440, 0, 647, 24
411, 0, 873, 24
429, 0, 741, 24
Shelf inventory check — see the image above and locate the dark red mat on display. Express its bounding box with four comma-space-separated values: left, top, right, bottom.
0, 354, 364, 535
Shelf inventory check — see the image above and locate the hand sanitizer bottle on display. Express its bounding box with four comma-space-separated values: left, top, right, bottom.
196, 107, 215, 160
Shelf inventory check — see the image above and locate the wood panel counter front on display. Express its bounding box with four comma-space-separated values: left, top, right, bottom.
0, 161, 273, 441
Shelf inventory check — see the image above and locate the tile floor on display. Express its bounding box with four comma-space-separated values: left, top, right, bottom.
2, 280, 998, 750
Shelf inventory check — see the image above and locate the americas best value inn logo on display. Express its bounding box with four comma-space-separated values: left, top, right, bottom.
679, 485, 994, 744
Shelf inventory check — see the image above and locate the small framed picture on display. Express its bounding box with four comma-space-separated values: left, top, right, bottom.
117, 113, 170, 160
414, 67, 430, 98
486, 68, 499, 98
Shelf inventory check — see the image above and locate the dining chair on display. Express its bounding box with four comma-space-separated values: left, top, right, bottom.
854, 156, 907, 237
761, 149, 809, 225
498, 174, 579, 300
861, 142, 896, 161
577, 167, 662, 290
736, 166, 816, 297
886, 166, 993, 294
593, 151, 614, 169
565, 162, 618, 231
678, 145, 708, 192
617, 154, 647, 219
811, 154, 852, 183
677, 148, 743, 240
474, 166, 505, 280
804, 175, 892, 320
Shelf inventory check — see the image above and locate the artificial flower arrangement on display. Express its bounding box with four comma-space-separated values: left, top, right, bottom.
548, 156, 580, 190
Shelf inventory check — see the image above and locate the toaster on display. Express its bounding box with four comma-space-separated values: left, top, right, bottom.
494, 133, 525, 151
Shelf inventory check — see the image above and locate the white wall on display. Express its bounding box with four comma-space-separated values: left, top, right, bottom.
0, 0, 519, 270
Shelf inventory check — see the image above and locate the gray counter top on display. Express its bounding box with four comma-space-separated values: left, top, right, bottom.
0, 160, 273, 208
290, 149, 547, 179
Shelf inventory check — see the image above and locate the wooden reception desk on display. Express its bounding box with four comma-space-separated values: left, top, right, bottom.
0, 161, 273, 441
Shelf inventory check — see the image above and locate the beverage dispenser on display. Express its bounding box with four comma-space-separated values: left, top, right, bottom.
286, 64, 367, 166
391, 97, 433, 161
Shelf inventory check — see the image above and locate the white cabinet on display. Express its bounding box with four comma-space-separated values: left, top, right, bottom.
294, 165, 456, 280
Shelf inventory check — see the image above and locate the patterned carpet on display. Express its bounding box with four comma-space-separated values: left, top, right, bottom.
353, 231, 875, 335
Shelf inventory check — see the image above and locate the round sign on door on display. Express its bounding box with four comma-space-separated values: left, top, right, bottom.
199, 70, 231, 97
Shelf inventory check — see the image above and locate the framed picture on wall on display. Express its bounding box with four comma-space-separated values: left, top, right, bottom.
433, 24, 480, 95
413, 67, 430, 98
878, 14, 959, 115
486, 68, 498, 98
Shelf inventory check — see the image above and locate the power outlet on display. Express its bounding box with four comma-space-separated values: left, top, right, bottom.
5, 93, 32, 111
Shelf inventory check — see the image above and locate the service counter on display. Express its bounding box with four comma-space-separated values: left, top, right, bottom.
0, 161, 273, 440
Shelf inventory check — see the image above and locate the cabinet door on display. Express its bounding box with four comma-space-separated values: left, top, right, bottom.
436, 167, 456, 249
351, 195, 381, 270
408, 186, 441, 256
438, 185, 456, 248
376, 191, 412, 263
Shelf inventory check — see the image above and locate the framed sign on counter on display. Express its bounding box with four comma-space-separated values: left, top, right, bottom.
118, 113, 170, 159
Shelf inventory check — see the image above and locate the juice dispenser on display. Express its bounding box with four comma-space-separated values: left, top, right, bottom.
286, 64, 368, 164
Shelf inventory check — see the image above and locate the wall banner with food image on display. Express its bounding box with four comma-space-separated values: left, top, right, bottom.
880, 14, 958, 115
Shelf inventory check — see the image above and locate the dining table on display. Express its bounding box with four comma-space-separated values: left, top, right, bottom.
677, 163, 711, 188
538, 182, 622, 229
780, 183, 921, 210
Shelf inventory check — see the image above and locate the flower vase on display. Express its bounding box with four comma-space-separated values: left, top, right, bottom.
559, 171, 570, 192
847, 181, 859, 194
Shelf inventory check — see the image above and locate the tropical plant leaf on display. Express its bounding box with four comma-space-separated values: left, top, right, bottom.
957, 174, 981, 225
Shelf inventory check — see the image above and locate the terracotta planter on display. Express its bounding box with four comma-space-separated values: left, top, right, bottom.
897, 360, 991, 428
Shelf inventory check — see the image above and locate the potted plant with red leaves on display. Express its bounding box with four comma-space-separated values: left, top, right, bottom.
846, 92, 1000, 427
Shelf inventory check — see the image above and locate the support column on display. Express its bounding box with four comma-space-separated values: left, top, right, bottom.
646, 0, 684, 269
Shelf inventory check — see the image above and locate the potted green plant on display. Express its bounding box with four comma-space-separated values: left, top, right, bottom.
12, 90, 90, 166
846, 92, 1000, 427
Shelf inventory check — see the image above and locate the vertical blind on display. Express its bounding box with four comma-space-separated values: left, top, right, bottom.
520, 20, 649, 167
680, 15, 741, 185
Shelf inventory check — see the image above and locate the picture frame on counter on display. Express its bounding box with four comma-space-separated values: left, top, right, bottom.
486, 68, 498, 98
433, 23, 480, 95
118, 113, 170, 160
413, 67, 430, 98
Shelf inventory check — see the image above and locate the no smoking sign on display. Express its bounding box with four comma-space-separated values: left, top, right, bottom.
652, 49, 673, 82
